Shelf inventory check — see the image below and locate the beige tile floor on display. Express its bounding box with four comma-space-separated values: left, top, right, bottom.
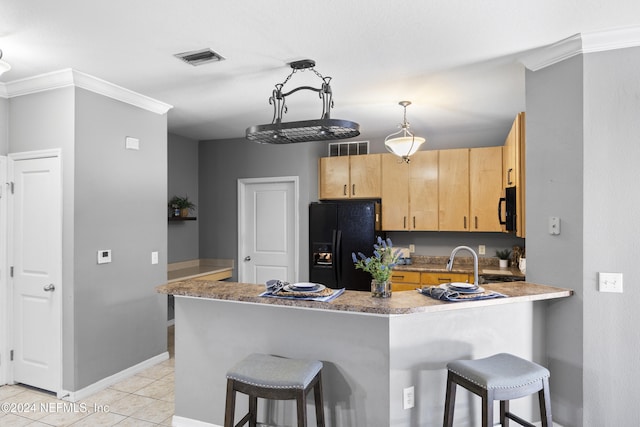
0, 326, 175, 427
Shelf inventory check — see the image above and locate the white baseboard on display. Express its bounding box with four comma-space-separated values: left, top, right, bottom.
61, 351, 169, 402
172, 415, 221, 427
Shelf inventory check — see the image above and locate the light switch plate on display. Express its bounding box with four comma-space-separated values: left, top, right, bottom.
97, 249, 112, 264
125, 136, 139, 150
151, 251, 159, 265
599, 272, 623, 293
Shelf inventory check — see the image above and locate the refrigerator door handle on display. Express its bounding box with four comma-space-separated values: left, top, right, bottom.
334, 229, 342, 285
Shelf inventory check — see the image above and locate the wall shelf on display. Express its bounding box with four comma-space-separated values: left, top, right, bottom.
168, 217, 197, 221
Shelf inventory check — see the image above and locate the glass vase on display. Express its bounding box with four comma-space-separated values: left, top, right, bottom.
371, 279, 392, 298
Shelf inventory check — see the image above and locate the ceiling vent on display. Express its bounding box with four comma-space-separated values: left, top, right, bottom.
174, 48, 225, 66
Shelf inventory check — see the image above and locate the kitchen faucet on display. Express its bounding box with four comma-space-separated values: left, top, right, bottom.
446, 246, 479, 286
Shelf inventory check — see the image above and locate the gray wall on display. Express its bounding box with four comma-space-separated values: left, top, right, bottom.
526, 55, 584, 426
0, 96, 7, 155
168, 133, 199, 263
527, 46, 640, 426
9, 86, 168, 391
198, 137, 326, 281
581, 48, 640, 426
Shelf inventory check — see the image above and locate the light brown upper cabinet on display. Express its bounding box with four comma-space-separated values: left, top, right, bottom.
381, 151, 438, 231
469, 146, 503, 232
438, 148, 470, 231
503, 112, 526, 238
319, 154, 381, 199
438, 147, 503, 232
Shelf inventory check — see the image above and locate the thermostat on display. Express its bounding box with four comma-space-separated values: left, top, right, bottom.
97, 249, 112, 264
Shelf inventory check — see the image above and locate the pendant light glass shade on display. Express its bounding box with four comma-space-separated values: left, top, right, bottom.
384, 101, 425, 163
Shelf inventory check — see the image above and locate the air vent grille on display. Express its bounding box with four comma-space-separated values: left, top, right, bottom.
328, 141, 369, 156
174, 48, 225, 66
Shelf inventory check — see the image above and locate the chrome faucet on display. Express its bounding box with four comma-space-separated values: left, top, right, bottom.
446, 245, 479, 286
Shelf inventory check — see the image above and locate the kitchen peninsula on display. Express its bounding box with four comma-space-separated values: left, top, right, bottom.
157, 280, 571, 427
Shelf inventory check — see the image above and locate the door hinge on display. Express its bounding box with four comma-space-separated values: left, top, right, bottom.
10, 266, 14, 277
10, 181, 15, 194
10, 350, 14, 361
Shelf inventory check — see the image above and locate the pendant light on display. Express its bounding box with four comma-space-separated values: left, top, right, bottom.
246, 59, 360, 144
384, 101, 425, 163
0, 49, 11, 76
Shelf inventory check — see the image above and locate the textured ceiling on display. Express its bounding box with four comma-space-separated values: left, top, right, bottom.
2, 0, 640, 148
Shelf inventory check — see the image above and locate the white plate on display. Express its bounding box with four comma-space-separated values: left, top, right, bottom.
285, 283, 326, 293
291, 282, 319, 288
439, 283, 484, 294
443, 282, 476, 289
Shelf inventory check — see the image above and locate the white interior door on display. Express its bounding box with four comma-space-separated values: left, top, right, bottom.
9, 153, 62, 395
0, 156, 7, 386
238, 177, 298, 285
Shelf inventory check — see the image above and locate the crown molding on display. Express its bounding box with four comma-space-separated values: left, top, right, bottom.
521, 26, 640, 71
2, 69, 172, 114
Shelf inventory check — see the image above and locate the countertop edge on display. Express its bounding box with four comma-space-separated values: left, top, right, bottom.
156, 281, 572, 315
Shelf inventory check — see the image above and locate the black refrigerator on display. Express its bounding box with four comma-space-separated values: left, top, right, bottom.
309, 200, 381, 291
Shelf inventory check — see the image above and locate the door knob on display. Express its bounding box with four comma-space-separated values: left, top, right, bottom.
43, 284, 55, 292
244, 256, 251, 261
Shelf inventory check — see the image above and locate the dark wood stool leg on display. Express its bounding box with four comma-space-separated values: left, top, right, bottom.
224, 379, 236, 427
296, 388, 308, 427
482, 389, 494, 427
314, 373, 325, 427
500, 400, 510, 427
539, 377, 553, 427
443, 372, 457, 427
248, 395, 258, 427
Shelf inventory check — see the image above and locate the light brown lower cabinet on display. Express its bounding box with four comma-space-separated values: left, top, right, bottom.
391, 271, 472, 291
390, 271, 421, 291
420, 272, 471, 286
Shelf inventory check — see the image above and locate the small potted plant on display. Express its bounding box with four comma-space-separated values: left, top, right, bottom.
352, 237, 402, 298
169, 195, 196, 217
496, 249, 511, 268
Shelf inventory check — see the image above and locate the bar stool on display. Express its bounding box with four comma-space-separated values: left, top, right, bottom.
224, 353, 325, 427
443, 353, 552, 427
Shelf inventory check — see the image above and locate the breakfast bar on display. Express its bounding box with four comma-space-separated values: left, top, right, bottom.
157, 280, 571, 427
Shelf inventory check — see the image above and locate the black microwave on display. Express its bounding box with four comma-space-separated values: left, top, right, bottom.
498, 186, 517, 232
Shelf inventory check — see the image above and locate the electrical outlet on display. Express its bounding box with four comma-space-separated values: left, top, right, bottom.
478, 245, 486, 255
409, 244, 415, 253
151, 251, 159, 265
403, 386, 414, 409
599, 272, 623, 293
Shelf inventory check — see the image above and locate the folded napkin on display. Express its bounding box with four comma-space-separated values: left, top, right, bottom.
418, 286, 506, 302
262, 279, 345, 302
266, 279, 288, 294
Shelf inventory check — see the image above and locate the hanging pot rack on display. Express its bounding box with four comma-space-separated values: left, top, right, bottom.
245, 59, 360, 144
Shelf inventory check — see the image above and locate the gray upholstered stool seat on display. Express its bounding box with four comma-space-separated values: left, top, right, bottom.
224, 353, 325, 427
443, 353, 552, 427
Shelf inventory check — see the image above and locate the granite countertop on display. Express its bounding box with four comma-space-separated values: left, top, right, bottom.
156, 280, 571, 316
394, 255, 525, 278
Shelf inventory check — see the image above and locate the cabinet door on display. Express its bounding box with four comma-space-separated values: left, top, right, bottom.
503, 122, 517, 188
390, 271, 421, 291
470, 146, 503, 232
409, 151, 439, 230
350, 154, 381, 198
381, 154, 409, 230
438, 149, 470, 231
502, 112, 526, 238
319, 156, 350, 199
421, 272, 471, 285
